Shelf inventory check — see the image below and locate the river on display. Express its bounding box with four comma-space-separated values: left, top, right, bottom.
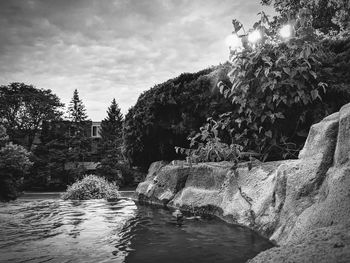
0, 192, 272, 263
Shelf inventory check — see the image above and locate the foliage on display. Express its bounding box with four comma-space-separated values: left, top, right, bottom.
67, 89, 88, 122
175, 117, 257, 163
61, 174, 120, 200
0, 82, 64, 149
96, 99, 127, 184
261, 0, 350, 35
0, 126, 33, 201
218, 9, 350, 161
27, 121, 70, 190
100, 98, 124, 141
65, 90, 91, 175
123, 64, 234, 170
0, 125, 9, 147
96, 154, 123, 184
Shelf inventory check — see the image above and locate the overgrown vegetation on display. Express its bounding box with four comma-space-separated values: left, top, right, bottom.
123, 64, 234, 170
175, 117, 257, 163
184, 2, 350, 163
61, 174, 120, 200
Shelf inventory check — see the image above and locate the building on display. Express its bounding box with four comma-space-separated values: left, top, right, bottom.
91, 121, 102, 138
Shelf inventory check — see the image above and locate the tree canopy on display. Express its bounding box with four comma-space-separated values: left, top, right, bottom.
123, 64, 234, 170
0, 83, 64, 149
262, 0, 350, 34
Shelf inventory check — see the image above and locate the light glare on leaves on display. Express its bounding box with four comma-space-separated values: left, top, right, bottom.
225, 34, 242, 51
248, 30, 262, 44
279, 24, 292, 39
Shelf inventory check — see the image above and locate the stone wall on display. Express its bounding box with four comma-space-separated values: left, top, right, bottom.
136, 103, 350, 262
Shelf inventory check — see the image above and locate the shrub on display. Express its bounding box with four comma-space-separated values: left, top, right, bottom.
0, 140, 33, 201
175, 117, 257, 163
218, 10, 350, 161
61, 174, 120, 200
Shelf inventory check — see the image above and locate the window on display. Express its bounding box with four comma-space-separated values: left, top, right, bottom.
92, 126, 97, 137
91, 125, 101, 138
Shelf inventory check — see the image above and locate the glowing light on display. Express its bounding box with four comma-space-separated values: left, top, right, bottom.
225, 34, 242, 51
279, 24, 292, 39
248, 30, 262, 44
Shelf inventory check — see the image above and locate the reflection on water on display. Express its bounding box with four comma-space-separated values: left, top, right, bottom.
0, 193, 273, 263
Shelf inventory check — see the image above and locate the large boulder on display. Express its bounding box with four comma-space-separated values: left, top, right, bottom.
136, 161, 189, 205
136, 102, 350, 262
249, 223, 350, 263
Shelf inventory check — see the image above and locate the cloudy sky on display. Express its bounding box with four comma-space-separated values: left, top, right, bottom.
0, 0, 274, 120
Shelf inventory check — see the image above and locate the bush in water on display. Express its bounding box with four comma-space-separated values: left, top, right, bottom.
61, 174, 120, 200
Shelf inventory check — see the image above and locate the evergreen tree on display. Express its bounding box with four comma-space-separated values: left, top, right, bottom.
67, 89, 88, 122
66, 89, 90, 180
96, 99, 124, 184
100, 98, 123, 141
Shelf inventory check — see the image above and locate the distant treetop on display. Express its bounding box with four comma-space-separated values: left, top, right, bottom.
67, 89, 89, 122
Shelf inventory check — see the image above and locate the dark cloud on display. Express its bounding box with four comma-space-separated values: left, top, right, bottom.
0, 0, 274, 120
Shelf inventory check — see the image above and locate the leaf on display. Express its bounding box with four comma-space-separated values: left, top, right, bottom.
318, 82, 328, 93
310, 89, 320, 101
218, 81, 225, 93
310, 71, 317, 79
272, 71, 282, 78
275, 112, 285, 119
254, 67, 262, 77
265, 130, 272, 138
232, 19, 243, 33
264, 68, 270, 77
283, 67, 291, 75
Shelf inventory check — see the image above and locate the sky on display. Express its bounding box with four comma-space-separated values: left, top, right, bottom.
0, 0, 274, 120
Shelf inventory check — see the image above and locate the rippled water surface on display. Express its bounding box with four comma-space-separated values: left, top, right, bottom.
0, 193, 273, 263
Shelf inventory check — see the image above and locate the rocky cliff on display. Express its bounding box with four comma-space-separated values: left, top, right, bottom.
136, 103, 350, 263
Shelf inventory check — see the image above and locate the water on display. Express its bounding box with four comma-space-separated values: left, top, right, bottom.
0, 192, 273, 263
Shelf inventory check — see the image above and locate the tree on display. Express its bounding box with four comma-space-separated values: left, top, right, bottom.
261, 0, 350, 34
28, 121, 69, 190
214, 4, 350, 161
0, 83, 64, 149
65, 89, 91, 180
96, 99, 124, 184
67, 89, 88, 122
100, 98, 123, 142
123, 64, 234, 170
0, 125, 33, 201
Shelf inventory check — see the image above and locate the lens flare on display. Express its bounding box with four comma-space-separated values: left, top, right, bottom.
225, 34, 242, 50
279, 24, 292, 39
247, 30, 262, 44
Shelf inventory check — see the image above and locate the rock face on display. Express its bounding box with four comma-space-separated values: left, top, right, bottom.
136, 103, 350, 262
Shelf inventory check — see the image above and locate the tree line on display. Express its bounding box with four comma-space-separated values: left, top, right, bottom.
0, 84, 126, 199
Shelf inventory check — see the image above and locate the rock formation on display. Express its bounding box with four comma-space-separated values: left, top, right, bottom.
136, 103, 350, 262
